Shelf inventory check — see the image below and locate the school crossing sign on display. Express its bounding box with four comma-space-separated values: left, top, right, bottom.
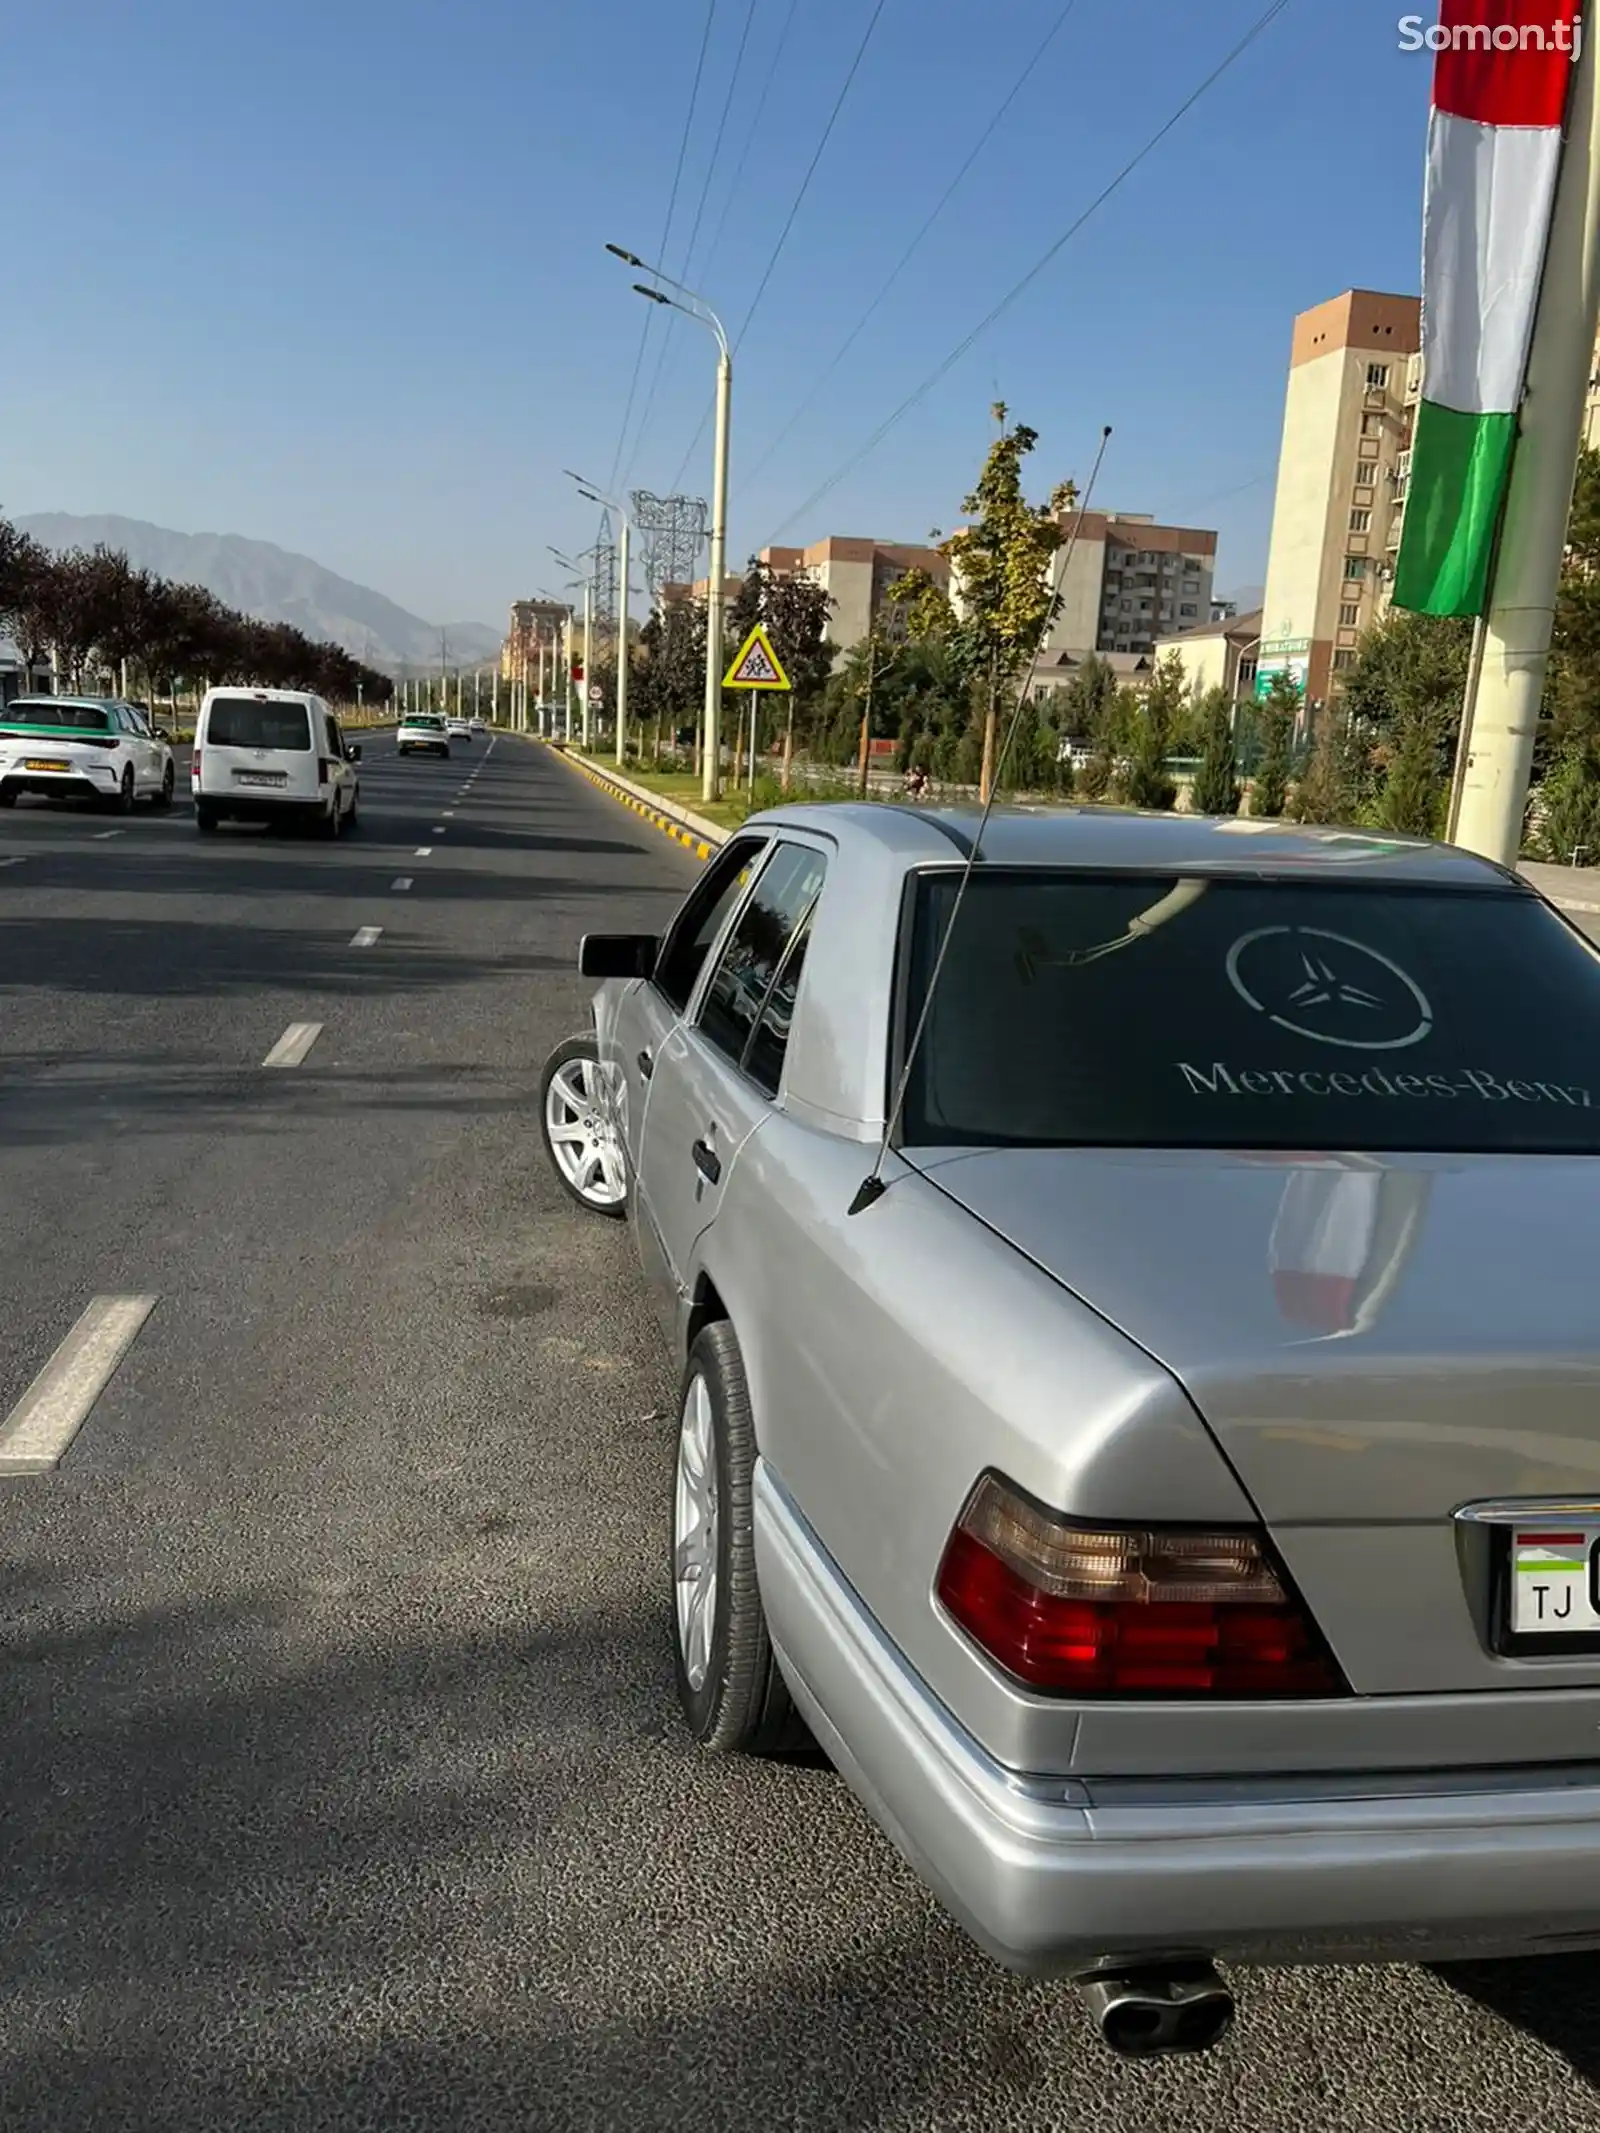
722, 623, 791, 691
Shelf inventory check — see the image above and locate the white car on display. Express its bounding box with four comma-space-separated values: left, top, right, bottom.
446, 717, 472, 740
397, 714, 451, 758
0, 696, 175, 812
469, 717, 488, 736
191, 687, 360, 836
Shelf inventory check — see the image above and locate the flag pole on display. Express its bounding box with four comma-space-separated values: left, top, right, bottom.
1453, 18, 1600, 866
1445, 613, 1488, 843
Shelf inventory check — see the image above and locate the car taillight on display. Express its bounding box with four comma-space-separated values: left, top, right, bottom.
98, 735, 119, 750
935, 1474, 1346, 1699
190, 750, 201, 773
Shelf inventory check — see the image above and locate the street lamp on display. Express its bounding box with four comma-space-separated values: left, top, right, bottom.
608, 242, 731, 803
550, 547, 593, 748
567, 471, 634, 771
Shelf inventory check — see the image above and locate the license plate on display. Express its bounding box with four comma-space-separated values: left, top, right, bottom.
24, 759, 68, 772
1511, 1526, 1600, 1636
233, 770, 286, 787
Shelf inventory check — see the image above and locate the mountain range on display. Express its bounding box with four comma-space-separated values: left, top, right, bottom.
14, 514, 500, 672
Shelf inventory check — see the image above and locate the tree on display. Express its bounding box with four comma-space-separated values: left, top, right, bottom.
1077, 682, 1130, 802
1289, 706, 1368, 826
1250, 672, 1298, 818
884, 567, 959, 645
1189, 685, 1241, 817
1534, 732, 1600, 861
941, 404, 1075, 800
1547, 445, 1600, 758
1116, 651, 1182, 810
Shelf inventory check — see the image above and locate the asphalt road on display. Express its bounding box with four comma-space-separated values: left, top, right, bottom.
3, 734, 1600, 2132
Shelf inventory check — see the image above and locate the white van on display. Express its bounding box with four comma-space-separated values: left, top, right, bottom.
192, 688, 361, 836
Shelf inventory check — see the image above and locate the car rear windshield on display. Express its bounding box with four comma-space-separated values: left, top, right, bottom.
2, 703, 111, 732
204, 698, 311, 750
409, 716, 443, 729
898, 870, 1600, 1155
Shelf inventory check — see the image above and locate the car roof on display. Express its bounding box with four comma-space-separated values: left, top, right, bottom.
739, 801, 1522, 891
8, 695, 120, 709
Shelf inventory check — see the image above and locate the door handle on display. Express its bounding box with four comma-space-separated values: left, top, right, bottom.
637, 1049, 653, 1080
691, 1138, 721, 1184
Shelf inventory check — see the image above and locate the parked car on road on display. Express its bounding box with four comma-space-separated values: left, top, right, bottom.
397, 712, 450, 759
541, 802, 1600, 2057
191, 687, 360, 835
0, 696, 175, 812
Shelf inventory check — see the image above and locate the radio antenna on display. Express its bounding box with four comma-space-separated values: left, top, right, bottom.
848, 423, 1113, 1216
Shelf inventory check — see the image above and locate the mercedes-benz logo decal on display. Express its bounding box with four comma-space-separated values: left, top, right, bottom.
1226, 926, 1434, 1051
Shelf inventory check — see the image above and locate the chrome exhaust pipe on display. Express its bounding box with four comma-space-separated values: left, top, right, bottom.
1077, 1963, 1235, 2057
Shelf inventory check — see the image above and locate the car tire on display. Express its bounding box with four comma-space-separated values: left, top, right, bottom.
0, 788, 15, 809
345, 791, 359, 830
151, 762, 174, 811
538, 1034, 629, 1218
318, 798, 341, 840
111, 766, 134, 815
671, 1321, 810, 1757
195, 804, 219, 833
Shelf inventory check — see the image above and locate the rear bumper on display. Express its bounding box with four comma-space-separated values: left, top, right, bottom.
754, 1464, 1600, 1972
195, 787, 324, 823
2, 766, 119, 801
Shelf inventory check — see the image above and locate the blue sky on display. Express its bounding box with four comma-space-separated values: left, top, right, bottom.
9, 0, 1430, 629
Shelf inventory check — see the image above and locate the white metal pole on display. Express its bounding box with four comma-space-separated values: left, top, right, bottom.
492, 659, 499, 724
703, 348, 732, 802
1453, 24, 1600, 865
564, 615, 574, 743
581, 585, 593, 750
615, 516, 631, 767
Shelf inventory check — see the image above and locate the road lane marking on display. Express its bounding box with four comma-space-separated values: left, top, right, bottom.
0, 1297, 159, 1475
93, 829, 123, 840
351, 926, 383, 947
432, 824, 446, 833
262, 1021, 323, 1068
0, 857, 23, 868
414, 846, 433, 856
392, 877, 413, 891
443, 810, 456, 817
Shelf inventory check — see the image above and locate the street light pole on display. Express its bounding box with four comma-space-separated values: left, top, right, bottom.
568, 473, 635, 770
607, 244, 731, 802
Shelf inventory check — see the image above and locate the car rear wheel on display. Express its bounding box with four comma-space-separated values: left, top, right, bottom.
111, 766, 134, 815
317, 798, 341, 839
538, 1035, 628, 1216
671, 1322, 809, 1756
0, 789, 16, 809
151, 762, 174, 811
195, 804, 218, 833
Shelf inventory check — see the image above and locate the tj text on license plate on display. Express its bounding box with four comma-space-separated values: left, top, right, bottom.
24, 759, 67, 772
1511, 1527, 1600, 1636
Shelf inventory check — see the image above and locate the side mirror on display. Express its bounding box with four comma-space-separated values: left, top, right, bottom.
348, 744, 362, 762
578, 933, 658, 980
154, 727, 173, 744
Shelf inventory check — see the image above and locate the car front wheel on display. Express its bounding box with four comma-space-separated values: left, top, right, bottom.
538, 1035, 628, 1216
671, 1322, 809, 1756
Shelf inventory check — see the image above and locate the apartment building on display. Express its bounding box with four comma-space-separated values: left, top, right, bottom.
1257, 289, 1420, 705
661, 538, 949, 664
1151, 607, 1264, 702
502, 598, 570, 681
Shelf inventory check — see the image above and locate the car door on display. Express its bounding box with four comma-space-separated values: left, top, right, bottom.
321, 711, 348, 811
634, 838, 829, 1317
119, 706, 156, 790
603, 834, 772, 1306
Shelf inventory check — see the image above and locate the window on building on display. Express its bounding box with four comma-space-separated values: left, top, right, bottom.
1333, 648, 1356, 670
1345, 556, 1368, 581
1362, 412, 1383, 436
1179, 604, 1198, 617
1367, 363, 1390, 390
1350, 508, 1371, 533
1339, 602, 1361, 628
1354, 461, 1375, 486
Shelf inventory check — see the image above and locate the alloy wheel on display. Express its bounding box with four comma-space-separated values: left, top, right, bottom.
673, 1372, 719, 1693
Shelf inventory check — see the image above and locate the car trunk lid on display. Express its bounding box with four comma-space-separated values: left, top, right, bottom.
923, 1145, 1600, 1697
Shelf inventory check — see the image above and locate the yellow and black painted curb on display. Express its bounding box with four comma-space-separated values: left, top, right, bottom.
534, 738, 722, 862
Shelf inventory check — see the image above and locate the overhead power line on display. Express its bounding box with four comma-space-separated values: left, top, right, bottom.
759, 0, 1297, 548
663, 0, 892, 496
619, 0, 762, 498
735, 0, 1084, 501
603, 0, 720, 500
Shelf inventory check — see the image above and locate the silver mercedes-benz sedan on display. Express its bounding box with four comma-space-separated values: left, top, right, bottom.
540, 802, 1600, 2057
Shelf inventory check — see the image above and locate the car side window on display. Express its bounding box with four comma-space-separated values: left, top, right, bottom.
653, 836, 769, 1014
324, 715, 341, 756
698, 843, 827, 1074
742, 908, 816, 1097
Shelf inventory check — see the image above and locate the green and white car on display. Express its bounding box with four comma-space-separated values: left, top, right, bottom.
0, 697, 176, 812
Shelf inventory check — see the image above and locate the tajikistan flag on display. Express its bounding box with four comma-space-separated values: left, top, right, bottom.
1393, 0, 1582, 618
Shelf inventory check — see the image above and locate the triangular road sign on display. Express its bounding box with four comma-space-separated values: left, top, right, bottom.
722, 622, 791, 691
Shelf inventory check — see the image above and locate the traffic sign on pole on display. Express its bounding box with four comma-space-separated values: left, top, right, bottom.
722, 623, 791, 691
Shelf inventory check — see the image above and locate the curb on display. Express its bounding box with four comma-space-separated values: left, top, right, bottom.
535, 740, 726, 860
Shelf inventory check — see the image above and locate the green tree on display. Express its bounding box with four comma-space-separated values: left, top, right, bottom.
1189, 685, 1240, 817
1250, 672, 1299, 818
884, 567, 959, 645
1116, 651, 1182, 810
1289, 707, 1369, 826
1534, 733, 1600, 861
940, 404, 1076, 800
1547, 445, 1600, 758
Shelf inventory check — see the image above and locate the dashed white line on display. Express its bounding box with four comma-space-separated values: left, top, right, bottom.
392, 877, 413, 891
93, 829, 123, 840
351, 926, 383, 947
0, 1296, 159, 1475
432, 824, 446, 833
0, 857, 23, 868
262, 1021, 323, 1068
414, 846, 433, 857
